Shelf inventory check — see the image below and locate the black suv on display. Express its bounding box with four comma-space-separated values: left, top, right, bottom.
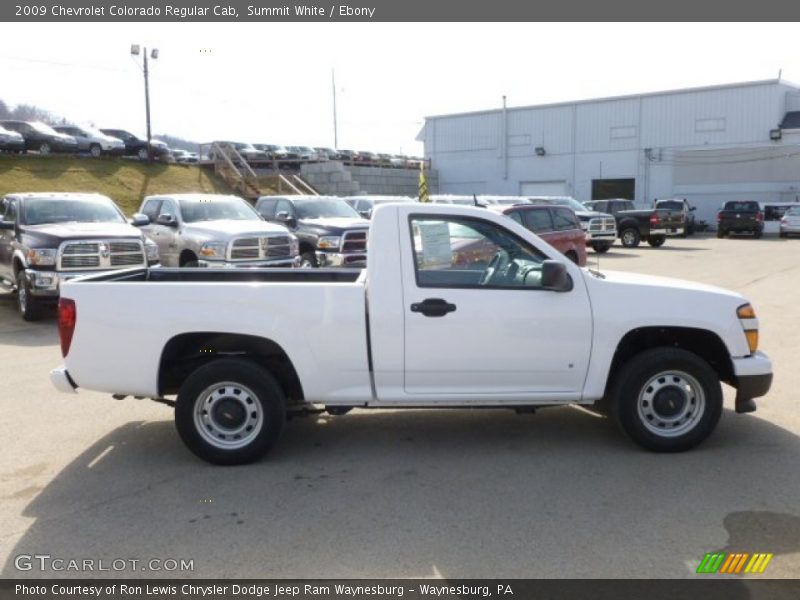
99, 128, 170, 160
255, 195, 369, 267
0, 120, 78, 155
0, 193, 159, 320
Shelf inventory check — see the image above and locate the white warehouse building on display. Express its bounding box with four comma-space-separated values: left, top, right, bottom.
418, 79, 800, 225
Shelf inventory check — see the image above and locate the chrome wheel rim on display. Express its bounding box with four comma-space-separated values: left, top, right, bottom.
18, 286, 27, 314
637, 370, 705, 437
193, 382, 264, 449
90, 146, 101, 157
622, 231, 636, 245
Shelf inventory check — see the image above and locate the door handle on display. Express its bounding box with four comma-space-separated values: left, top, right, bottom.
410, 298, 457, 317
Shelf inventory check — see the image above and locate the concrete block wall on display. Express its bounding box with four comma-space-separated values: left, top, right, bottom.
300, 162, 438, 197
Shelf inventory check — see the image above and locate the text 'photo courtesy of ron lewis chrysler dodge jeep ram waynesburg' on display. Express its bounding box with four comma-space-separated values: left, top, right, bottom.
33, 196, 772, 465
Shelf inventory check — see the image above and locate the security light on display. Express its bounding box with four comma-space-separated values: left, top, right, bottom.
770, 129, 782, 141
535, 147, 546, 156
130, 44, 140, 56
151, 49, 159, 59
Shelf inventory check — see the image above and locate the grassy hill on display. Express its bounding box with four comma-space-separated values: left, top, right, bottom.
0, 155, 235, 215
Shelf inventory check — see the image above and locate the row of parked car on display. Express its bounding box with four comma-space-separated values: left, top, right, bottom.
210, 141, 424, 169
0, 189, 694, 321
0, 120, 175, 160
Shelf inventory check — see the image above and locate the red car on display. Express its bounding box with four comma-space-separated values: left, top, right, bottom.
491, 204, 588, 266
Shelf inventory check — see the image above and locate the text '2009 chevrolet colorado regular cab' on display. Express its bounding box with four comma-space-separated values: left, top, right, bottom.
50, 203, 772, 464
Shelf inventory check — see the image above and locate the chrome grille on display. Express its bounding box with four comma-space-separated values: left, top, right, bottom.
588, 217, 616, 232
58, 239, 145, 271
342, 230, 368, 252
228, 236, 293, 260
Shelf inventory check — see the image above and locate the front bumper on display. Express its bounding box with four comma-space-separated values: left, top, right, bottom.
584, 232, 617, 243
731, 351, 773, 413
50, 367, 77, 394
25, 268, 143, 297
316, 251, 367, 268
197, 257, 300, 268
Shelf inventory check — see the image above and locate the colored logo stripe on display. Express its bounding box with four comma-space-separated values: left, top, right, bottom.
697, 552, 773, 574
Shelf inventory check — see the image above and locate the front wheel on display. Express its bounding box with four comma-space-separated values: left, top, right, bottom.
591, 243, 611, 254
299, 251, 318, 268
620, 228, 640, 248
611, 348, 722, 452
16, 272, 45, 322
647, 235, 666, 248
175, 359, 286, 465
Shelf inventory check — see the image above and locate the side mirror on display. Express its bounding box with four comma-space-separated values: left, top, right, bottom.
359, 209, 372, 219
276, 211, 296, 227
156, 213, 177, 227
0, 221, 14, 231
541, 260, 572, 292
131, 213, 150, 226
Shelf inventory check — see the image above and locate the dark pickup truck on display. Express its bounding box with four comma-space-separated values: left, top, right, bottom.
717, 201, 763, 238
255, 195, 369, 267
584, 199, 684, 248
0, 192, 159, 321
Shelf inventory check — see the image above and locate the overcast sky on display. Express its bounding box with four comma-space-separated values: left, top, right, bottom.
1, 22, 799, 154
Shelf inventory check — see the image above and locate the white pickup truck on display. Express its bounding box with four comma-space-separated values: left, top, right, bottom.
50, 204, 772, 464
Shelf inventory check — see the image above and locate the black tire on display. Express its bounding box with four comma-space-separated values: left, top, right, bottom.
620, 228, 640, 248
175, 358, 286, 465
647, 235, 666, 248
300, 251, 318, 268
610, 348, 722, 452
38, 142, 51, 155
591, 243, 611, 254
717, 229, 726, 239
180, 253, 199, 268
137, 147, 149, 160
16, 272, 44, 322
89, 144, 102, 158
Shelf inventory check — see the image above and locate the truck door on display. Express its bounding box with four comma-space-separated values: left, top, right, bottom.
151, 198, 180, 267
400, 212, 592, 400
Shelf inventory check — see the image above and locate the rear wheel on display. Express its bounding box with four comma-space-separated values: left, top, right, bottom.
38, 142, 51, 155
175, 359, 286, 465
620, 228, 640, 248
647, 235, 666, 248
137, 147, 149, 160
611, 348, 722, 452
779, 232, 788, 239
89, 144, 102, 157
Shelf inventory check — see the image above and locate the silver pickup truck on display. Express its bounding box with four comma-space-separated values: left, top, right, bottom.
134, 193, 300, 268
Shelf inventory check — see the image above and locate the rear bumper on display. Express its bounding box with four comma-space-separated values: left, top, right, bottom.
651, 227, 684, 236
50, 367, 77, 394
731, 351, 773, 413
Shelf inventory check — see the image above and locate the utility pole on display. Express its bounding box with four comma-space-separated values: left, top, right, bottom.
332, 68, 338, 149
131, 44, 158, 163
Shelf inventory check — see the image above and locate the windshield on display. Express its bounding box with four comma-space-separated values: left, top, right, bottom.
23, 198, 125, 226
179, 198, 261, 222
531, 197, 586, 212
785, 206, 800, 216
296, 199, 360, 219
30, 121, 60, 135
724, 201, 759, 212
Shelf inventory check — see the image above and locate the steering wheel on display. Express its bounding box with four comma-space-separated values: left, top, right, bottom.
479, 251, 509, 285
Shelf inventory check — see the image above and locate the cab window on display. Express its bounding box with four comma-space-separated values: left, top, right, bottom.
552, 207, 579, 231
522, 209, 554, 233
141, 199, 162, 222
410, 215, 546, 289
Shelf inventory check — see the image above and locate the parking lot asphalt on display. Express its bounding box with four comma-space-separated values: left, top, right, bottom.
1, 234, 799, 579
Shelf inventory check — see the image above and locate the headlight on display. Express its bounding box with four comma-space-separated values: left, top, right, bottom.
199, 242, 226, 259
317, 236, 341, 249
27, 248, 56, 266
290, 235, 299, 256
144, 239, 159, 261
737, 303, 758, 354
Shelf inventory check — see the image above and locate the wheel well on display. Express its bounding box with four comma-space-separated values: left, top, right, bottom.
12, 257, 24, 278
179, 250, 197, 266
605, 327, 734, 396
158, 332, 304, 404
299, 241, 315, 254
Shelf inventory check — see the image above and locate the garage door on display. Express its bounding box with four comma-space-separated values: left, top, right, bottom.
520, 181, 568, 196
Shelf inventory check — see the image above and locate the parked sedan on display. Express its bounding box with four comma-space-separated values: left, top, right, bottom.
0, 124, 25, 153
0, 120, 78, 154
254, 144, 289, 160
779, 205, 800, 238
99, 129, 170, 160
54, 125, 125, 157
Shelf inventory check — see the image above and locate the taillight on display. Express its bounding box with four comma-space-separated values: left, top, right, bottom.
717, 212, 722, 222
649, 214, 660, 226
755, 212, 763, 222
58, 298, 76, 357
